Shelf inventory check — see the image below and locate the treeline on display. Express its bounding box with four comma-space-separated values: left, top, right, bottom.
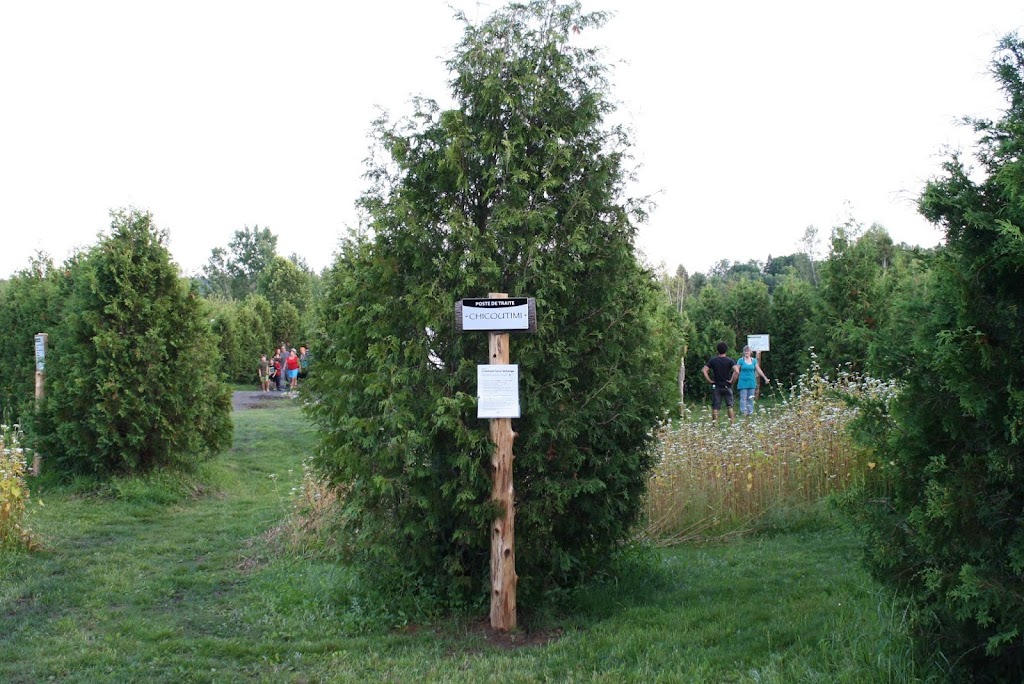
664, 220, 936, 401
0, 176, 946, 478
194, 226, 320, 384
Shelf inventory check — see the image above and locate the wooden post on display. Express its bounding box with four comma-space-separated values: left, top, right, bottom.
32, 333, 47, 476
678, 355, 685, 415
754, 350, 762, 401
487, 293, 517, 632
678, 344, 687, 416
456, 292, 534, 632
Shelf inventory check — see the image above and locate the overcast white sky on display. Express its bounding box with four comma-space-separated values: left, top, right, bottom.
2, 1, 1023, 280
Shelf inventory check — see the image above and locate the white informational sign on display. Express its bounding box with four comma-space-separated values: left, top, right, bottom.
34, 333, 46, 372
747, 334, 770, 352
477, 364, 521, 419
461, 298, 530, 331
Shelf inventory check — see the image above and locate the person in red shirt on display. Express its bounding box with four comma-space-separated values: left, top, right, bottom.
286, 348, 301, 391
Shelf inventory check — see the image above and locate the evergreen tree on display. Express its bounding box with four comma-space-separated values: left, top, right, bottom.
39, 209, 232, 475
865, 247, 937, 379
0, 254, 62, 423
305, 1, 679, 607
856, 35, 1024, 681
199, 226, 278, 300
207, 297, 241, 380
680, 282, 737, 403
721, 278, 771, 347
767, 274, 816, 388
814, 221, 895, 372
235, 294, 275, 381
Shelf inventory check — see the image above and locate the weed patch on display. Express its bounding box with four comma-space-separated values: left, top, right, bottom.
0, 423, 37, 550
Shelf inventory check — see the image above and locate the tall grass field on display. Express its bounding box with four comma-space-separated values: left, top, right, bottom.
645, 364, 896, 543
0, 386, 931, 682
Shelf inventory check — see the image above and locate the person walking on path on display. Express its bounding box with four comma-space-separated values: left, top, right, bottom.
270, 355, 281, 390
275, 345, 288, 391
286, 348, 301, 391
258, 354, 271, 392
735, 345, 769, 416
702, 341, 737, 425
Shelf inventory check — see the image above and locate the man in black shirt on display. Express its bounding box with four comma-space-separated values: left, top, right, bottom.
701, 341, 738, 424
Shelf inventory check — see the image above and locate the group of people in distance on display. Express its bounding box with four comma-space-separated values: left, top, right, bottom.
258, 344, 308, 393
701, 341, 770, 424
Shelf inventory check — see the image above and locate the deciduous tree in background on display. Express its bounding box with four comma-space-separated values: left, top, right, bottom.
258, 255, 313, 316
197, 227, 315, 381
200, 226, 278, 300
306, 0, 680, 608
257, 254, 314, 345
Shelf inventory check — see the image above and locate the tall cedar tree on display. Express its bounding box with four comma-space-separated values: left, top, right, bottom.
39, 209, 232, 475
0, 255, 61, 425
305, 1, 680, 607
856, 35, 1024, 681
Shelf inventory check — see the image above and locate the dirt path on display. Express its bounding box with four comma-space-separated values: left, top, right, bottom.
231, 389, 297, 411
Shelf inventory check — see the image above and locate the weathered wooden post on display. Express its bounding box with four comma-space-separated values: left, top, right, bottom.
679, 344, 687, 415
455, 293, 536, 632
755, 350, 762, 399
487, 319, 516, 631
32, 332, 47, 476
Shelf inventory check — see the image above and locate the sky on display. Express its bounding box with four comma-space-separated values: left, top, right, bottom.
2, 1, 1023, 280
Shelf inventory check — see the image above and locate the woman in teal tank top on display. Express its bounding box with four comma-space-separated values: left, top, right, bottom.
736, 345, 770, 415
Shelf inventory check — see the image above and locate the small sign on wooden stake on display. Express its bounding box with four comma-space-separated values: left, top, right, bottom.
32, 333, 47, 476
34, 333, 47, 372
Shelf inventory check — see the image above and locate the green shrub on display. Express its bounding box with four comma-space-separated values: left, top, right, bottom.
38, 209, 232, 476
0, 255, 62, 429
854, 35, 1024, 681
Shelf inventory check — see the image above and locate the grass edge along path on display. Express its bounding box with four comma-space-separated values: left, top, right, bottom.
0, 400, 926, 683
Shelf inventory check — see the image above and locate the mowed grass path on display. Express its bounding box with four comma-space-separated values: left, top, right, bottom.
0, 401, 921, 683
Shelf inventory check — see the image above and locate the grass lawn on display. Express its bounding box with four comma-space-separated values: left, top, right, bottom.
0, 401, 927, 683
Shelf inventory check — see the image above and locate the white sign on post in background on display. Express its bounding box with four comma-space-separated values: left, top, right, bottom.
34, 333, 46, 372
477, 364, 521, 418
747, 334, 770, 352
